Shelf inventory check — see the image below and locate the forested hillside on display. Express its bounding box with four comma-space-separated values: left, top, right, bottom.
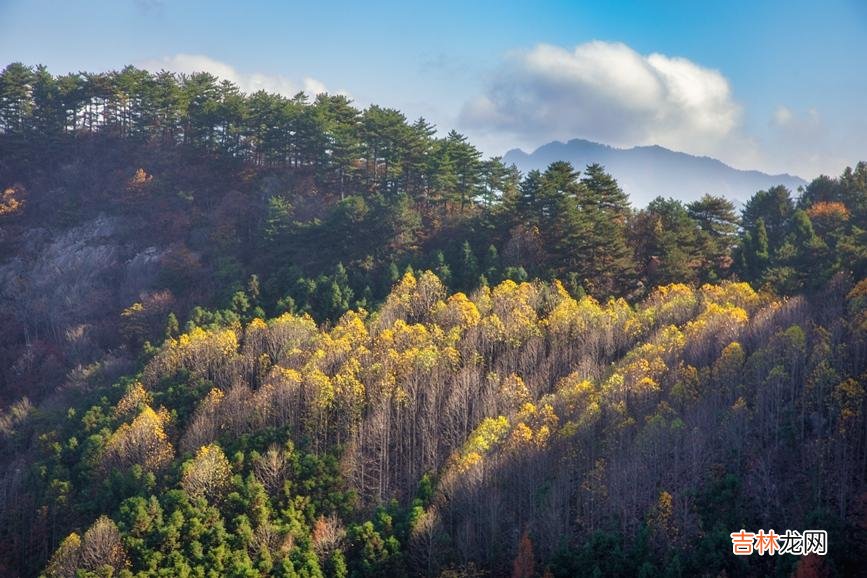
0, 63, 866, 577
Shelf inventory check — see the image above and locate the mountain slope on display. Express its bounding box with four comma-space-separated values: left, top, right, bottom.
12, 273, 867, 577
504, 139, 807, 206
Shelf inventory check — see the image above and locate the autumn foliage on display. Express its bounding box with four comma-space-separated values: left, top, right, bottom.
6, 272, 859, 576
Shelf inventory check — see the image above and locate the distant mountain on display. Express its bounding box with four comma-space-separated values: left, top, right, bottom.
503, 139, 807, 206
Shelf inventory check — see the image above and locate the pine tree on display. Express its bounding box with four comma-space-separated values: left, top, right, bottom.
0, 63, 34, 133
581, 163, 630, 215
635, 198, 702, 286
742, 185, 794, 249
577, 164, 637, 296
165, 313, 179, 340
446, 130, 482, 213
790, 209, 828, 289
539, 161, 586, 275
688, 194, 740, 280
742, 217, 770, 280
518, 169, 545, 225
451, 241, 478, 292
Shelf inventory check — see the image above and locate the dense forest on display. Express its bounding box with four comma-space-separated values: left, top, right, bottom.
0, 63, 866, 577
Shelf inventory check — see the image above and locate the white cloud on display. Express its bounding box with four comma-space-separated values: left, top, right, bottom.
137, 54, 339, 98
460, 41, 757, 166
773, 105, 793, 126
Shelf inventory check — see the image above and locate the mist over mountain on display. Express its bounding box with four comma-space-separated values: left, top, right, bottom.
504, 138, 807, 206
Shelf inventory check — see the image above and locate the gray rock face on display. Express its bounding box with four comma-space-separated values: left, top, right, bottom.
0, 215, 165, 351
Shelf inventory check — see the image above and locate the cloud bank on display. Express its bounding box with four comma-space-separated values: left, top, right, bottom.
137, 54, 333, 97
460, 41, 757, 166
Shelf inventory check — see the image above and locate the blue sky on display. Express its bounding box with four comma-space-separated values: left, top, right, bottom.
1, 0, 865, 178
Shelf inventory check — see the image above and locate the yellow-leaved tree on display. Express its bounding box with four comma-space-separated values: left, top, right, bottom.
45, 516, 127, 578
181, 443, 232, 502
101, 405, 173, 473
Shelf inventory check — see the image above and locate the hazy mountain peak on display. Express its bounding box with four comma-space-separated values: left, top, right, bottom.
504, 139, 807, 206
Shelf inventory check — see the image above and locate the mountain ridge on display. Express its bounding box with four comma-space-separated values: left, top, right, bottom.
503, 138, 807, 206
